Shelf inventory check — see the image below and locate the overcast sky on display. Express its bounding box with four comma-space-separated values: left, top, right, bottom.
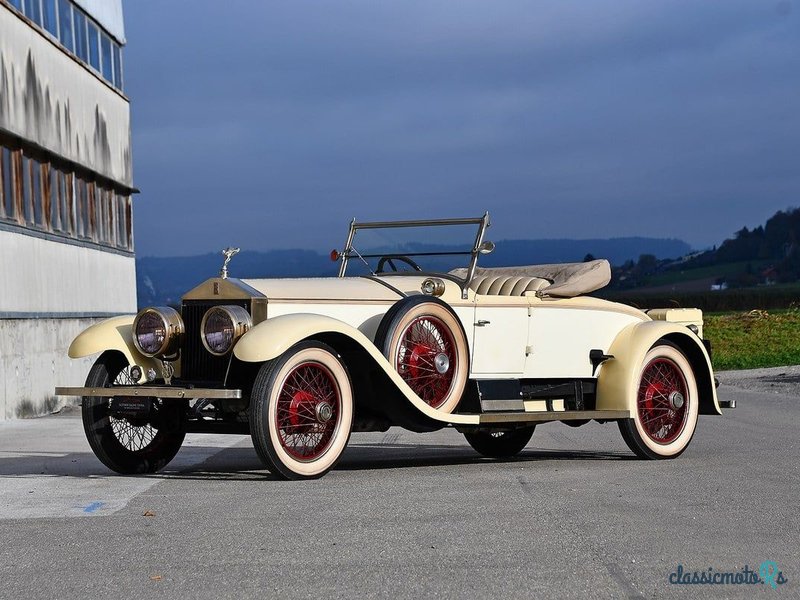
124, 1, 800, 257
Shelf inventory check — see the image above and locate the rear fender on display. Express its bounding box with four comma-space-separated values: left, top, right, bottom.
596, 321, 720, 416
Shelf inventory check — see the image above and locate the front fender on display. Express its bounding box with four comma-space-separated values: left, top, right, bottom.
596, 321, 720, 416
233, 313, 479, 425
68, 315, 161, 379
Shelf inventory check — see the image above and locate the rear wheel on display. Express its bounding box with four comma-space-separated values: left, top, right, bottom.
82, 352, 186, 474
249, 341, 353, 479
464, 427, 535, 458
618, 342, 699, 459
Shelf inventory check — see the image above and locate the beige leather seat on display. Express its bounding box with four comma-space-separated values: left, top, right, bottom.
468, 275, 551, 296
452, 259, 611, 298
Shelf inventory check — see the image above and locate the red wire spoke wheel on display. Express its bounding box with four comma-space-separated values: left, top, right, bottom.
637, 357, 688, 444
250, 341, 353, 479
396, 315, 457, 408
275, 361, 341, 461
375, 296, 469, 414
618, 342, 699, 459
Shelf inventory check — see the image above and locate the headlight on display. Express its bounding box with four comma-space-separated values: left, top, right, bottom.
133, 307, 184, 358
201, 305, 252, 356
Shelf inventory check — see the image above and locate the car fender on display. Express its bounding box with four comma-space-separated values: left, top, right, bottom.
596, 320, 721, 416
234, 313, 479, 425
68, 315, 161, 378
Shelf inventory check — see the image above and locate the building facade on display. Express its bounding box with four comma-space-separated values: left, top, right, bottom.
0, 0, 135, 419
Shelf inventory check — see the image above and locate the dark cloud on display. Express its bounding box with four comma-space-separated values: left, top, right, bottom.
124, 0, 800, 256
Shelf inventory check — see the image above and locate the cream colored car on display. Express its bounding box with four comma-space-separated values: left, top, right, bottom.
57, 214, 731, 479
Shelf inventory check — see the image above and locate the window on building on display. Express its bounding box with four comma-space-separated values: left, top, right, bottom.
0, 142, 132, 250
73, 9, 87, 62
48, 166, 59, 231
24, 0, 43, 26
87, 181, 95, 241
1, 147, 14, 221
14, 0, 125, 93
59, 170, 73, 234
113, 44, 123, 90
31, 159, 45, 228
40, 162, 50, 228
74, 178, 83, 237
42, 0, 57, 37
87, 20, 100, 72
100, 34, 113, 82
58, 0, 74, 52
116, 194, 123, 247
20, 155, 33, 224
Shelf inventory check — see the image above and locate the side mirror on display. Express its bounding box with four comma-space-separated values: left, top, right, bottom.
479, 241, 495, 255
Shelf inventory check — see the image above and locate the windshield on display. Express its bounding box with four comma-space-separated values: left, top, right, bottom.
338, 216, 488, 278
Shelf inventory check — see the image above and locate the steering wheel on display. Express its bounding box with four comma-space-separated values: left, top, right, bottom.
376, 255, 422, 273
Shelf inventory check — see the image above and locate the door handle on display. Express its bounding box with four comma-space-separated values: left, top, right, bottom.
475, 320, 491, 327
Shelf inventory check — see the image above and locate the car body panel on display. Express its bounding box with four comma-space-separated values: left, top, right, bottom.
471, 303, 529, 374
526, 305, 645, 379
67, 315, 158, 382
232, 312, 481, 425
596, 320, 721, 415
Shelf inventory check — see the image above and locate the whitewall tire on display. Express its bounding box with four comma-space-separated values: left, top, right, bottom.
618, 342, 699, 459
250, 341, 353, 479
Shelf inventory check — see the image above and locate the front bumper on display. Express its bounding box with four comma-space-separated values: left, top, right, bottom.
55, 386, 242, 400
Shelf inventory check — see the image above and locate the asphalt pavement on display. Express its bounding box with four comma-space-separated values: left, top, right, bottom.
0, 369, 797, 599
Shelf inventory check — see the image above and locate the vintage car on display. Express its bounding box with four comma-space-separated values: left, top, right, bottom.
57, 214, 732, 479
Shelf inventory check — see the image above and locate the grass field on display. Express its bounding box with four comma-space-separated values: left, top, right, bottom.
704, 309, 800, 371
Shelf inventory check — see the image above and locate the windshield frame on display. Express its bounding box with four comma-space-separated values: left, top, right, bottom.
336, 214, 491, 298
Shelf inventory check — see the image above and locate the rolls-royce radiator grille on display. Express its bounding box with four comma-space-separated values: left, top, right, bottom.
181, 299, 250, 384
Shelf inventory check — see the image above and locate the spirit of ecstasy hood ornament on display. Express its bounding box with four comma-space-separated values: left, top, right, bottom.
220, 247, 240, 279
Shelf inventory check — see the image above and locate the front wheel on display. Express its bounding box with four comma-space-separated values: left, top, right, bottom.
249, 341, 354, 480
464, 426, 535, 458
82, 352, 186, 474
618, 342, 699, 459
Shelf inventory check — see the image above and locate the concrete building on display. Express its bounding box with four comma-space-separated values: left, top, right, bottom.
0, 0, 135, 419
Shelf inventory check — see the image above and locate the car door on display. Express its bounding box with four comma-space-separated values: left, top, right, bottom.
469, 295, 529, 375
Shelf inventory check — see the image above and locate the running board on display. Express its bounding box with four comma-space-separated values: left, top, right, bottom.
476, 409, 630, 424
476, 379, 597, 412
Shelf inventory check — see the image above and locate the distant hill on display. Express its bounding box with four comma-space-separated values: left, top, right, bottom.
478, 237, 691, 268
136, 237, 691, 306
610, 207, 800, 292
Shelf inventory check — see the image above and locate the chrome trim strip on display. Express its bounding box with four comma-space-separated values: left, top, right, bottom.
55, 386, 242, 399
477, 409, 630, 424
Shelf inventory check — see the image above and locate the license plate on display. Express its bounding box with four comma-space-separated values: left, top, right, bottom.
110, 397, 152, 417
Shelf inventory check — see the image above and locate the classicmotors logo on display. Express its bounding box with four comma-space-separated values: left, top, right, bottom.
669, 561, 789, 589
